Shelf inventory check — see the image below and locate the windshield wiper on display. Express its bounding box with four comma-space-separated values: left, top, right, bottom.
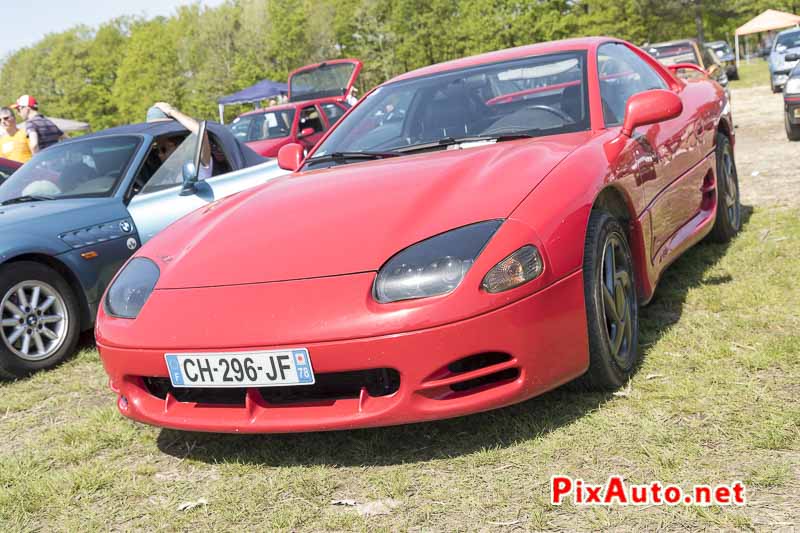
305, 151, 400, 166
393, 133, 534, 154
1, 194, 56, 206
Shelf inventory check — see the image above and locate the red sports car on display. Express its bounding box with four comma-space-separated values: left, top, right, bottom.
97, 37, 739, 433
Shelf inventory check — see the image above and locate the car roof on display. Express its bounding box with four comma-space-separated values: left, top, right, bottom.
239, 98, 342, 118
649, 39, 698, 48
778, 27, 800, 36
706, 40, 727, 47
387, 37, 611, 84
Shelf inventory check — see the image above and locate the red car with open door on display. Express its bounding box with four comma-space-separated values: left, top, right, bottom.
229, 59, 362, 157
98, 38, 739, 433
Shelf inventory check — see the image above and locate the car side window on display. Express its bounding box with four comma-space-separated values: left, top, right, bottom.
320, 103, 346, 126
299, 106, 325, 134
598, 43, 669, 127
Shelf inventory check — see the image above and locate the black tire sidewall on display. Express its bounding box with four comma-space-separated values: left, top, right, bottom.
0, 261, 80, 378
709, 134, 741, 242
582, 211, 640, 390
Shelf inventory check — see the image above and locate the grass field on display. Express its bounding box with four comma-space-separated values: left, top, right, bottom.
729, 59, 771, 89
1, 204, 798, 531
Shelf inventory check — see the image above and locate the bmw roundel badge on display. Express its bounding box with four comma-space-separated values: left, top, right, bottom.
120, 220, 132, 233
126, 238, 138, 250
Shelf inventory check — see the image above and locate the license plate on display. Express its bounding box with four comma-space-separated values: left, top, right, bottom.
165, 349, 314, 388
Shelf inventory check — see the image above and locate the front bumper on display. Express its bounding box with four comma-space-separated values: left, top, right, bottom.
98, 270, 588, 433
773, 71, 791, 89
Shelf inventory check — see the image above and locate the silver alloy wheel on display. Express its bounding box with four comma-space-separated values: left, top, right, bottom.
599, 234, 635, 369
720, 146, 740, 229
0, 281, 69, 361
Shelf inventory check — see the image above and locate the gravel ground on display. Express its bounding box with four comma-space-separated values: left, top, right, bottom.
732, 85, 800, 208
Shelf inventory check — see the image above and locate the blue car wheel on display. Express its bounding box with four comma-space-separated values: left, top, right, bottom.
0, 261, 80, 378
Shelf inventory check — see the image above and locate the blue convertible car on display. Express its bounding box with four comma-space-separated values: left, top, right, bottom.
0, 120, 285, 377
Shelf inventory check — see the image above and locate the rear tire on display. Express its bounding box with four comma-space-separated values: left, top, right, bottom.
785, 112, 800, 141
708, 133, 742, 242
574, 211, 640, 391
0, 262, 80, 379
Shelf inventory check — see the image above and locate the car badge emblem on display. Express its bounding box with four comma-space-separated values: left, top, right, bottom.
119, 221, 132, 233
126, 238, 138, 250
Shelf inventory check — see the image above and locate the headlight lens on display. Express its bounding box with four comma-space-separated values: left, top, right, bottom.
105, 258, 160, 318
786, 78, 800, 94
482, 245, 543, 293
374, 220, 503, 303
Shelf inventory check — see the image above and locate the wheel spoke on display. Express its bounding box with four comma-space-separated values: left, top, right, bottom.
603, 285, 619, 322
39, 315, 63, 325
29, 286, 41, 310
3, 300, 23, 317
20, 333, 31, 355
1, 318, 21, 327
32, 331, 45, 355
37, 295, 56, 313
40, 327, 59, 341
7, 326, 24, 344
16, 288, 29, 309
622, 301, 634, 354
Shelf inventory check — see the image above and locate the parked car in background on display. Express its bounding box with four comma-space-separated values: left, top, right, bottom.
706, 40, 738, 80
97, 37, 740, 434
646, 39, 729, 87
0, 119, 285, 378
769, 27, 800, 92
782, 57, 800, 140
0, 157, 21, 186
229, 59, 362, 158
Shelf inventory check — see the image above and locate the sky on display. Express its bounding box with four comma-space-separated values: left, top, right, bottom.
1, 0, 225, 59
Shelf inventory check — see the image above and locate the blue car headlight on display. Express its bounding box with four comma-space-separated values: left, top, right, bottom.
374, 220, 503, 303
105, 258, 160, 319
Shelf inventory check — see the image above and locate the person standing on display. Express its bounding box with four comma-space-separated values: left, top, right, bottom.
0, 107, 32, 163
11, 95, 65, 153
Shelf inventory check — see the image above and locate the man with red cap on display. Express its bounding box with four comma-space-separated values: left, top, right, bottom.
11, 95, 65, 153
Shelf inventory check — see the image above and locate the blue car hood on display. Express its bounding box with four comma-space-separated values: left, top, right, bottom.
0, 197, 127, 255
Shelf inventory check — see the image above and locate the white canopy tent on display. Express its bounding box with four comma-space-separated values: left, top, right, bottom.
735, 9, 800, 67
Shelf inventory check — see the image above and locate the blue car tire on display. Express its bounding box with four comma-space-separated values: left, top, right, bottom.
0, 261, 80, 378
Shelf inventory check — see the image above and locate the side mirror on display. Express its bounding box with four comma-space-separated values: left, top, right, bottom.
786, 53, 800, 62
180, 161, 198, 195
297, 127, 315, 138
180, 120, 207, 196
277, 143, 305, 171
621, 90, 683, 137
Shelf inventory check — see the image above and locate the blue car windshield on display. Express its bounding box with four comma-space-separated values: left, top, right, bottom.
776, 31, 800, 50
0, 135, 141, 202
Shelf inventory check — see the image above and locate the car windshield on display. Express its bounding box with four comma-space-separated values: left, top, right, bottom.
777, 31, 800, 50
229, 109, 296, 142
0, 135, 140, 203
709, 43, 731, 55
647, 44, 699, 65
310, 51, 588, 165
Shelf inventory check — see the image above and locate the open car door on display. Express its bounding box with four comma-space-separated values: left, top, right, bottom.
288, 59, 363, 103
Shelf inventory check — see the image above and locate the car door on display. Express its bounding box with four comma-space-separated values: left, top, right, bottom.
296, 105, 327, 151
127, 132, 286, 244
598, 42, 705, 256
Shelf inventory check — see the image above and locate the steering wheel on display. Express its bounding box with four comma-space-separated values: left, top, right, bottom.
525, 105, 575, 123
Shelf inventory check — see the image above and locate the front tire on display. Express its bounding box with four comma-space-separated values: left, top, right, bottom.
0, 261, 80, 379
785, 112, 800, 141
575, 211, 640, 391
708, 133, 742, 242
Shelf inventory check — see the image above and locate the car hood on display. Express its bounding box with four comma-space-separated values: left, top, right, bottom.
149, 132, 591, 289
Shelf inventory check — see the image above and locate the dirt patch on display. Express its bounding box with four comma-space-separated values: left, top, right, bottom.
731, 85, 800, 208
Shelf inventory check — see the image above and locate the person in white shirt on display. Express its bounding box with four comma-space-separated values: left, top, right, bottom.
150, 102, 213, 179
